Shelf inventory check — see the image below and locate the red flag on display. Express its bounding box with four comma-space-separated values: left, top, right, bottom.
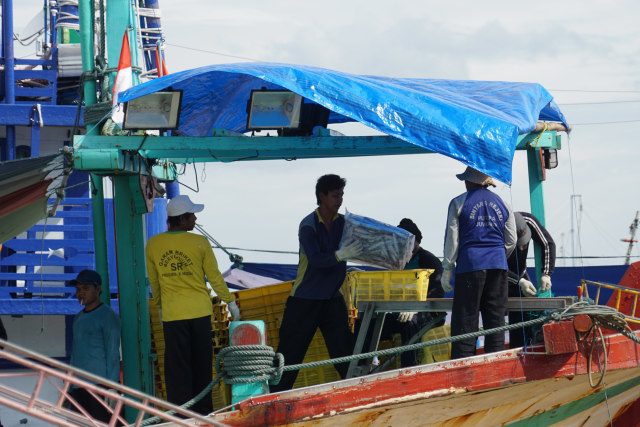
112, 31, 132, 127
155, 42, 169, 77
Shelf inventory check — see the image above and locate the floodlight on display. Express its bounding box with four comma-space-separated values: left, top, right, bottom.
123, 90, 182, 130
543, 149, 558, 169
246, 90, 303, 130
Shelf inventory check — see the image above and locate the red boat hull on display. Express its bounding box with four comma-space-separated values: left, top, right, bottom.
210, 332, 640, 426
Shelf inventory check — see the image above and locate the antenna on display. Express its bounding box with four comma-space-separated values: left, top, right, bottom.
622, 211, 640, 265
570, 194, 582, 266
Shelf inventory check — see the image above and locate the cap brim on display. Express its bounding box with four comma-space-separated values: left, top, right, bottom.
456, 173, 467, 181
69, 279, 99, 286
517, 226, 532, 246
192, 204, 204, 213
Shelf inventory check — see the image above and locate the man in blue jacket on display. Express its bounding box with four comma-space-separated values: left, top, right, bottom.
270, 174, 361, 392
442, 167, 516, 359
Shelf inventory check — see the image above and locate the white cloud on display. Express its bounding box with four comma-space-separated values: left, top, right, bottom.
10, 0, 640, 271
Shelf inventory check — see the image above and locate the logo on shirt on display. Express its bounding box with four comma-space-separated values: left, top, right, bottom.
468, 201, 504, 227
158, 250, 194, 271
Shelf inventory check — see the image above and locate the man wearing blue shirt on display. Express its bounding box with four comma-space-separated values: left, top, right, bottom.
270, 174, 361, 392
68, 269, 121, 422
442, 167, 516, 359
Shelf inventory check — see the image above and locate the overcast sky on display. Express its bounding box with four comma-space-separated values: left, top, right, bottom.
13, 1, 640, 273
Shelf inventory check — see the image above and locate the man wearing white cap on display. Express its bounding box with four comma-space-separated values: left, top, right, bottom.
442, 167, 516, 359
145, 194, 240, 414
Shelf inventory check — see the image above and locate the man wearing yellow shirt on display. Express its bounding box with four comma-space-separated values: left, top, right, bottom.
145, 195, 239, 414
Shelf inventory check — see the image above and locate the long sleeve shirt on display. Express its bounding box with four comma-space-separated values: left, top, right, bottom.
507, 211, 556, 284
145, 231, 232, 322
70, 304, 121, 384
443, 188, 516, 273
290, 209, 346, 299
405, 247, 445, 298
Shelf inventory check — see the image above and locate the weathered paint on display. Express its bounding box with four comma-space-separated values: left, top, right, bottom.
208, 332, 640, 426
507, 373, 640, 426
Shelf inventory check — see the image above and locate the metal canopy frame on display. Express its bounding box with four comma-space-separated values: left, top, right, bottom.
73, 129, 560, 174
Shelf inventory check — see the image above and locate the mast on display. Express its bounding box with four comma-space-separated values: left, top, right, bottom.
570, 194, 582, 267
623, 211, 639, 265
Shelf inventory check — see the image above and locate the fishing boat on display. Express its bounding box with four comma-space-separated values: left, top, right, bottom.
2, 1, 640, 426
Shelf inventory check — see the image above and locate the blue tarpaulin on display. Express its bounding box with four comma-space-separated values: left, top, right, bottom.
119, 62, 569, 184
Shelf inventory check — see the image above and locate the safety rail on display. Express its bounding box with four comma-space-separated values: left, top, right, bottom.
0, 338, 223, 426
580, 279, 640, 324
0, 197, 96, 315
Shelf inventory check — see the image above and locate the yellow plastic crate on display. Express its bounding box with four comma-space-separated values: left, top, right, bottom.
347, 269, 433, 305
418, 324, 451, 364
234, 281, 293, 309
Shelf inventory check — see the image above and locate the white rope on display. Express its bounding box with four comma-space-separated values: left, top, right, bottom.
55, 0, 80, 31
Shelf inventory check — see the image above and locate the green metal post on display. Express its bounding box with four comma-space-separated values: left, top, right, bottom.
113, 175, 154, 419
107, 0, 137, 92
526, 148, 546, 289
78, 0, 110, 305
105, 3, 154, 415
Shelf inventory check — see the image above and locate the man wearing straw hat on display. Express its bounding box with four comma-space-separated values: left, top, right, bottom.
442, 167, 516, 359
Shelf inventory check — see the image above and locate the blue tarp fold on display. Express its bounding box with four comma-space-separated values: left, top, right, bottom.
119, 62, 568, 184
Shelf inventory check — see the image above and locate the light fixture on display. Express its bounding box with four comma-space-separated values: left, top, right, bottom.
123, 90, 182, 130
543, 149, 558, 169
246, 90, 303, 130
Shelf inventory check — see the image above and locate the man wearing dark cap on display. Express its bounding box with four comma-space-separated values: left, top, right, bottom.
68, 269, 121, 422
442, 167, 516, 359
145, 194, 239, 414
508, 212, 556, 348
392, 218, 445, 366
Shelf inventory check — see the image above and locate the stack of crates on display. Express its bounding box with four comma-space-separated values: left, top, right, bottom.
210, 297, 232, 410
232, 281, 292, 349
148, 298, 167, 401
148, 296, 232, 410
234, 281, 341, 389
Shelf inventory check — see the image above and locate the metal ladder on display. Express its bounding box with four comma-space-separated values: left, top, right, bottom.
581, 279, 640, 324
0, 339, 225, 426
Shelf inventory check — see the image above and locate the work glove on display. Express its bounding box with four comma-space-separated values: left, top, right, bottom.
335, 240, 363, 262
540, 275, 552, 292
227, 300, 240, 321
441, 269, 453, 293
519, 278, 537, 296
398, 312, 417, 323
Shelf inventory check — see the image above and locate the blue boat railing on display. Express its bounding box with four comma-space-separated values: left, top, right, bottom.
0, 197, 96, 315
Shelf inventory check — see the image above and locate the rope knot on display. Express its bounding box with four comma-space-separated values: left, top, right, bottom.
215, 345, 284, 385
